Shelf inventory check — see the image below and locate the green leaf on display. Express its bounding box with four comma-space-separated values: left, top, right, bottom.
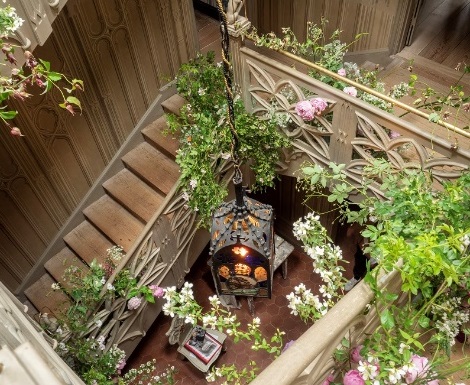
0, 110, 18, 120
302, 166, 315, 175
39, 59, 51, 71
399, 329, 411, 340
380, 309, 395, 330
47, 71, 62, 82
66, 96, 82, 110
428, 112, 440, 122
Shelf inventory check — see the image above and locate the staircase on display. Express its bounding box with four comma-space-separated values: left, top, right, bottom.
22, 94, 186, 321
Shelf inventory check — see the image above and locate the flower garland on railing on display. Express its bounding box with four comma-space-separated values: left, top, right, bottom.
292, 159, 470, 385
246, 19, 470, 130
48, 246, 172, 385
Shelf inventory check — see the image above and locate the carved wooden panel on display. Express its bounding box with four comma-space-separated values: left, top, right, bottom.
238, 46, 470, 186
0, 0, 198, 291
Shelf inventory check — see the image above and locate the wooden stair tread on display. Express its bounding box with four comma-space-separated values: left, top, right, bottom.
122, 142, 179, 196
103, 169, 165, 223
161, 94, 186, 115
24, 274, 70, 319
64, 221, 114, 264
83, 195, 144, 251
141, 117, 179, 160
44, 248, 89, 291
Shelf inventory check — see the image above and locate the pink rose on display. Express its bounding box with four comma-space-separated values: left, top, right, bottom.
343, 370, 365, 385
149, 284, 164, 298
338, 68, 346, 76
350, 345, 364, 363
405, 355, 430, 384
127, 296, 142, 310
295, 100, 315, 121
310, 97, 328, 115
343, 86, 358, 97
322, 373, 335, 385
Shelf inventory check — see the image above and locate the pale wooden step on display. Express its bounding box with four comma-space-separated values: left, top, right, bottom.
103, 169, 165, 223
141, 117, 179, 160
122, 142, 179, 196
24, 274, 70, 319
361, 60, 381, 72
44, 248, 88, 292
64, 220, 114, 264
161, 94, 186, 115
83, 195, 144, 251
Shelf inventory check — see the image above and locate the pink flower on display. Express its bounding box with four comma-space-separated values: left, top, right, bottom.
405, 355, 430, 384
24, 51, 38, 68
127, 296, 142, 310
310, 97, 328, 115
343, 370, 365, 385
295, 100, 315, 121
65, 103, 76, 116
149, 285, 164, 298
343, 87, 358, 97
10, 127, 25, 137
427, 381, 439, 385
389, 131, 400, 139
282, 339, 295, 353
116, 358, 126, 373
338, 68, 346, 76
350, 345, 364, 363
322, 373, 335, 385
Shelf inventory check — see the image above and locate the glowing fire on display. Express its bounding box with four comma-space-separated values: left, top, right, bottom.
232, 246, 248, 257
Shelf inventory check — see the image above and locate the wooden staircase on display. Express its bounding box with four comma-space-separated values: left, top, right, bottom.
23, 94, 185, 321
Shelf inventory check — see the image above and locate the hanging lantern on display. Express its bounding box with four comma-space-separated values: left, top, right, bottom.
209, 0, 275, 299
209, 178, 274, 298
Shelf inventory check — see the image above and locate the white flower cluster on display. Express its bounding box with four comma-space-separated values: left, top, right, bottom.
432, 296, 469, 346
460, 233, 470, 252
389, 82, 410, 99
291, 212, 347, 320
0, 5, 24, 35
51, 282, 61, 290
162, 282, 198, 324
206, 367, 224, 382
293, 212, 323, 240
286, 283, 328, 321
106, 245, 124, 262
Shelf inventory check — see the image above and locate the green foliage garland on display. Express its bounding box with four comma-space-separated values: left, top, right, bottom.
167, 52, 290, 226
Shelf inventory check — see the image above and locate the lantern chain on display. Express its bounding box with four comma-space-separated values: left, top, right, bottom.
216, 0, 242, 184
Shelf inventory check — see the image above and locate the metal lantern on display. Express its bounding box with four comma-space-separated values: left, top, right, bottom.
209, 178, 274, 298
209, 0, 275, 299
